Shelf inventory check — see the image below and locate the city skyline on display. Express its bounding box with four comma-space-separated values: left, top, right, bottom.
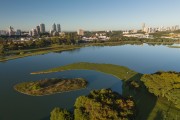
1, 0, 180, 31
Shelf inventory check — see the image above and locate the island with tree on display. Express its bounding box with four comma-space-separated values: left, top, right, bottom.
14, 78, 87, 96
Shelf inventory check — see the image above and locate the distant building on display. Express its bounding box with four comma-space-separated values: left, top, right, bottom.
0, 30, 8, 36
32, 29, 38, 36
142, 23, 145, 32
29, 30, 32, 36
59, 32, 65, 37
40, 23, 45, 33
52, 23, 56, 32
77, 29, 84, 36
57, 24, 61, 32
123, 33, 153, 39
16, 29, 21, 36
53, 31, 59, 36
36, 26, 40, 34
49, 29, 53, 35
9, 26, 15, 36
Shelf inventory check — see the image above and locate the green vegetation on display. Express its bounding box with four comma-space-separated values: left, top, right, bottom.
31, 62, 138, 81
50, 89, 136, 120
14, 78, 87, 96
50, 107, 73, 120
0, 44, 4, 55
141, 71, 180, 109
33, 62, 180, 119
168, 45, 180, 48
0, 45, 82, 62
1, 30, 180, 62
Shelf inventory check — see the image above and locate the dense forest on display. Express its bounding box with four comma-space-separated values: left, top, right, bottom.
50, 89, 136, 120
141, 71, 180, 109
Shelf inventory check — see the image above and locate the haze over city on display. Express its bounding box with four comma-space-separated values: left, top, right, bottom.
1, 0, 180, 31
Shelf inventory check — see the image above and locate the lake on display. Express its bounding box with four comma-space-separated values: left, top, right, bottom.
1, 44, 180, 120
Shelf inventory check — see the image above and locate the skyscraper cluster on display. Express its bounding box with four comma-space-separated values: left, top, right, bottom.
0, 26, 22, 36
50, 23, 61, 36
29, 23, 46, 36
142, 23, 180, 33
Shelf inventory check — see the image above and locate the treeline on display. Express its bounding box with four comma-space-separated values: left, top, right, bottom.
50, 89, 136, 120
0, 34, 81, 54
141, 71, 180, 109
109, 36, 180, 43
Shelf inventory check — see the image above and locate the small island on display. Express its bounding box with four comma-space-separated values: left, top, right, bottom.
14, 78, 88, 96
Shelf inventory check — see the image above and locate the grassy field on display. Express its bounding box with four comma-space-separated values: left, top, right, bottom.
0, 44, 82, 62
31, 62, 180, 120
31, 62, 138, 81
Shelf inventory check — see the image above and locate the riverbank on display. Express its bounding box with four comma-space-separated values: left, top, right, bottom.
0, 44, 83, 62
14, 78, 87, 96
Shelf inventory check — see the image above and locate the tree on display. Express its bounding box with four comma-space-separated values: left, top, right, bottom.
50, 107, 72, 120
0, 44, 5, 55
74, 89, 135, 120
35, 39, 46, 48
141, 71, 180, 109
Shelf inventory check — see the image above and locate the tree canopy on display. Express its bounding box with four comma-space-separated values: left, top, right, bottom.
50, 89, 136, 120
141, 71, 180, 108
50, 107, 72, 120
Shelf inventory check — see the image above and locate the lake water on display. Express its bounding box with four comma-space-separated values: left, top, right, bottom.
1, 44, 180, 120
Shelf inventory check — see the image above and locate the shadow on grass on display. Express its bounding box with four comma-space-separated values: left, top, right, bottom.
154, 111, 164, 120
123, 73, 158, 120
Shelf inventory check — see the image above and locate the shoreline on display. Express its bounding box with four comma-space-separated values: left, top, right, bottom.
14, 86, 87, 96
0, 41, 179, 62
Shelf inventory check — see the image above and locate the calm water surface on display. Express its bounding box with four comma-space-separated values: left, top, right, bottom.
1, 44, 180, 120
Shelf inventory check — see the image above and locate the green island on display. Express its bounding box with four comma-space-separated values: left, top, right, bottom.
14, 78, 87, 96
50, 89, 136, 120
32, 62, 180, 120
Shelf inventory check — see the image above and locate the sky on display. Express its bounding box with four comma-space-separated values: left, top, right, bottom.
1, 0, 180, 31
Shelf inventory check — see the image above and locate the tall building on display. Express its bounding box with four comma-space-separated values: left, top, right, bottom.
9, 26, 15, 36
52, 23, 56, 32
36, 26, 40, 34
142, 23, 145, 32
77, 29, 84, 36
40, 23, 45, 33
57, 24, 61, 32
29, 30, 32, 36
0, 30, 8, 36
16, 29, 21, 36
32, 29, 37, 36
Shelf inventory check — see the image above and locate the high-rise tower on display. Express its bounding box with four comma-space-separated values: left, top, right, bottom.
57, 24, 61, 32
36, 25, 40, 34
40, 23, 45, 33
52, 23, 56, 32
142, 23, 145, 32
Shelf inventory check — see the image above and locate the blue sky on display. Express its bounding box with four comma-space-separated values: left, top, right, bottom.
1, 0, 180, 31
